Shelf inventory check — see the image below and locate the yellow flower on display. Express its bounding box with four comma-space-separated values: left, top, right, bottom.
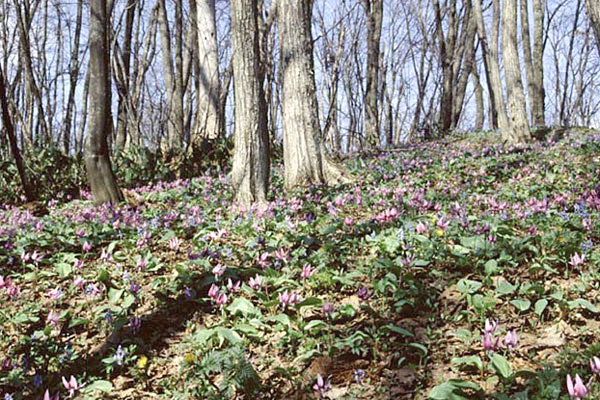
184, 353, 196, 364
558, 236, 564, 243
435, 229, 444, 237
431, 217, 438, 224
137, 355, 148, 369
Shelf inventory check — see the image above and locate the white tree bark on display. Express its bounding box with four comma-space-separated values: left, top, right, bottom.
196, 0, 221, 140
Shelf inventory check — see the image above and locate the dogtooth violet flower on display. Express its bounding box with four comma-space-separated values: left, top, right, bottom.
566, 374, 588, 399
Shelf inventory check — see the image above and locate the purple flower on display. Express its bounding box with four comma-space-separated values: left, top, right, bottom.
322, 301, 335, 317
47, 286, 64, 300
301, 265, 315, 279
504, 329, 518, 350
312, 374, 331, 398
590, 356, 600, 375
226, 279, 240, 293
208, 284, 220, 299
354, 368, 366, 384
129, 317, 141, 335
215, 292, 228, 307
278, 290, 300, 308
43, 390, 59, 400
212, 264, 226, 279
569, 253, 586, 267
484, 318, 498, 334
46, 310, 60, 326
357, 286, 372, 301
61, 375, 81, 397
115, 345, 126, 366
567, 374, 588, 399
248, 275, 263, 290
482, 332, 498, 351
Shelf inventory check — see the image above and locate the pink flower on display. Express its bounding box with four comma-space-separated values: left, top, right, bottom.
208, 284, 220, 299
504, 329, 518, 350
343, 217, 354, 227
312, 374, 331, 398
212, 264, 226, 278
278, 290, 300, 307
47, 310, 60, 326
482, 332, 498, 351
169, 237, 182, 250
484, 318, 498, 334
257, 253, 270, 269
47, 286, 64, 300
73, 277, 85, 289
590, 356, 600, 375
567, 374, 588, 399
82, 241, 92, 252
73, 258, 84, 269
301, 265, 315, 279
215, 292, 228, 307
43, 389, 60, 400
61, 375, 81, 397
569, 253, 586, 267
416, 221, 428, 234
0, 275, 5, 289
248, 275, 263, 290
226, 279, 241, 293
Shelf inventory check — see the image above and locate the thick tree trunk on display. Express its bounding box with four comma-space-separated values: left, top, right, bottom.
472, 66, 485, 130
586, 0, 600, 55
502, 0, 531, 143
531, 0, 546, 125
157, 0, 184, 151
230, 0, 270, 207
84, 0, 123, 205
278, 0, 349, 189
195, 0, 221, 141
0, 64, 35, 201
474, 0, 509, 131
363, 0, 383, 150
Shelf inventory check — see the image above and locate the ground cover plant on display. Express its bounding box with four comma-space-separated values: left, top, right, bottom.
1, 130, 600, 399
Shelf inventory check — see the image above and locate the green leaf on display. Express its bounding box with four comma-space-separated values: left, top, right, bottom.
84, 380, 113, 393
298, 297, 323, 309
55, 262, 72, 278
429, 379, 481, 400
534, 299, 548, 316
568, 299, 598, 313
490, 353, 512, 379
214, 327, 243, 346
456, 279, 482, 295
267, 314, 292, 330
107, 288, 124, 304
451, 355, 483, 371
382, 324, 414, 337
484, 259, 499, 275
122, 294, 136, 309
495, 280, 517, 296
510, 299, 531, 312
413, 259, 430, 267
227, 298, 259, 317
68, 318, 90, 328
304, 320, 328, 332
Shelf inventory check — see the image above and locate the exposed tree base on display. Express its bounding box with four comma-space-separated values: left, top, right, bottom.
85, 154, 124, 205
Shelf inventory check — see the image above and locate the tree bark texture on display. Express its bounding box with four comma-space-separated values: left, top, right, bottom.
586, 0, 600, 55
195, 0, 221, 141
84, 0, 123, 205
278, 0, 349, 190
230, 0, 270, 207
363, 0, 383, 149
502, 0, 531, 143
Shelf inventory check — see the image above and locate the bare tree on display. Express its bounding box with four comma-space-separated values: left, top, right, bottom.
362, 0, 383, 149
85, 0, 123, 205
278, 0, 349, 189
195, 0, 221, 141
587, 0, 600, 54
502, 0, 531, 143
0, 64, 35, 201
230, 0, 270, 206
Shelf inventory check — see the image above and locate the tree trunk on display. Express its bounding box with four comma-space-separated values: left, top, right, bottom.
195, 0, 221, 141
502, 0, 531, 143
157, 0, 184, 152
531, 0, 546, 125
62, 0, 83, 155
363, 0, 383, 150
472, 66, 485, 130
278, 0, 349, 189
474, 0, 509, 132
84, 0, 123, 205
0, 64, 35, 201
230, 0, 270, 207
586, 0, 600, 55
114, 0, 137, 150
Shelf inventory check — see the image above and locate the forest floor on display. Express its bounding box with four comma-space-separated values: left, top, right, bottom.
1, 129, 600, 399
